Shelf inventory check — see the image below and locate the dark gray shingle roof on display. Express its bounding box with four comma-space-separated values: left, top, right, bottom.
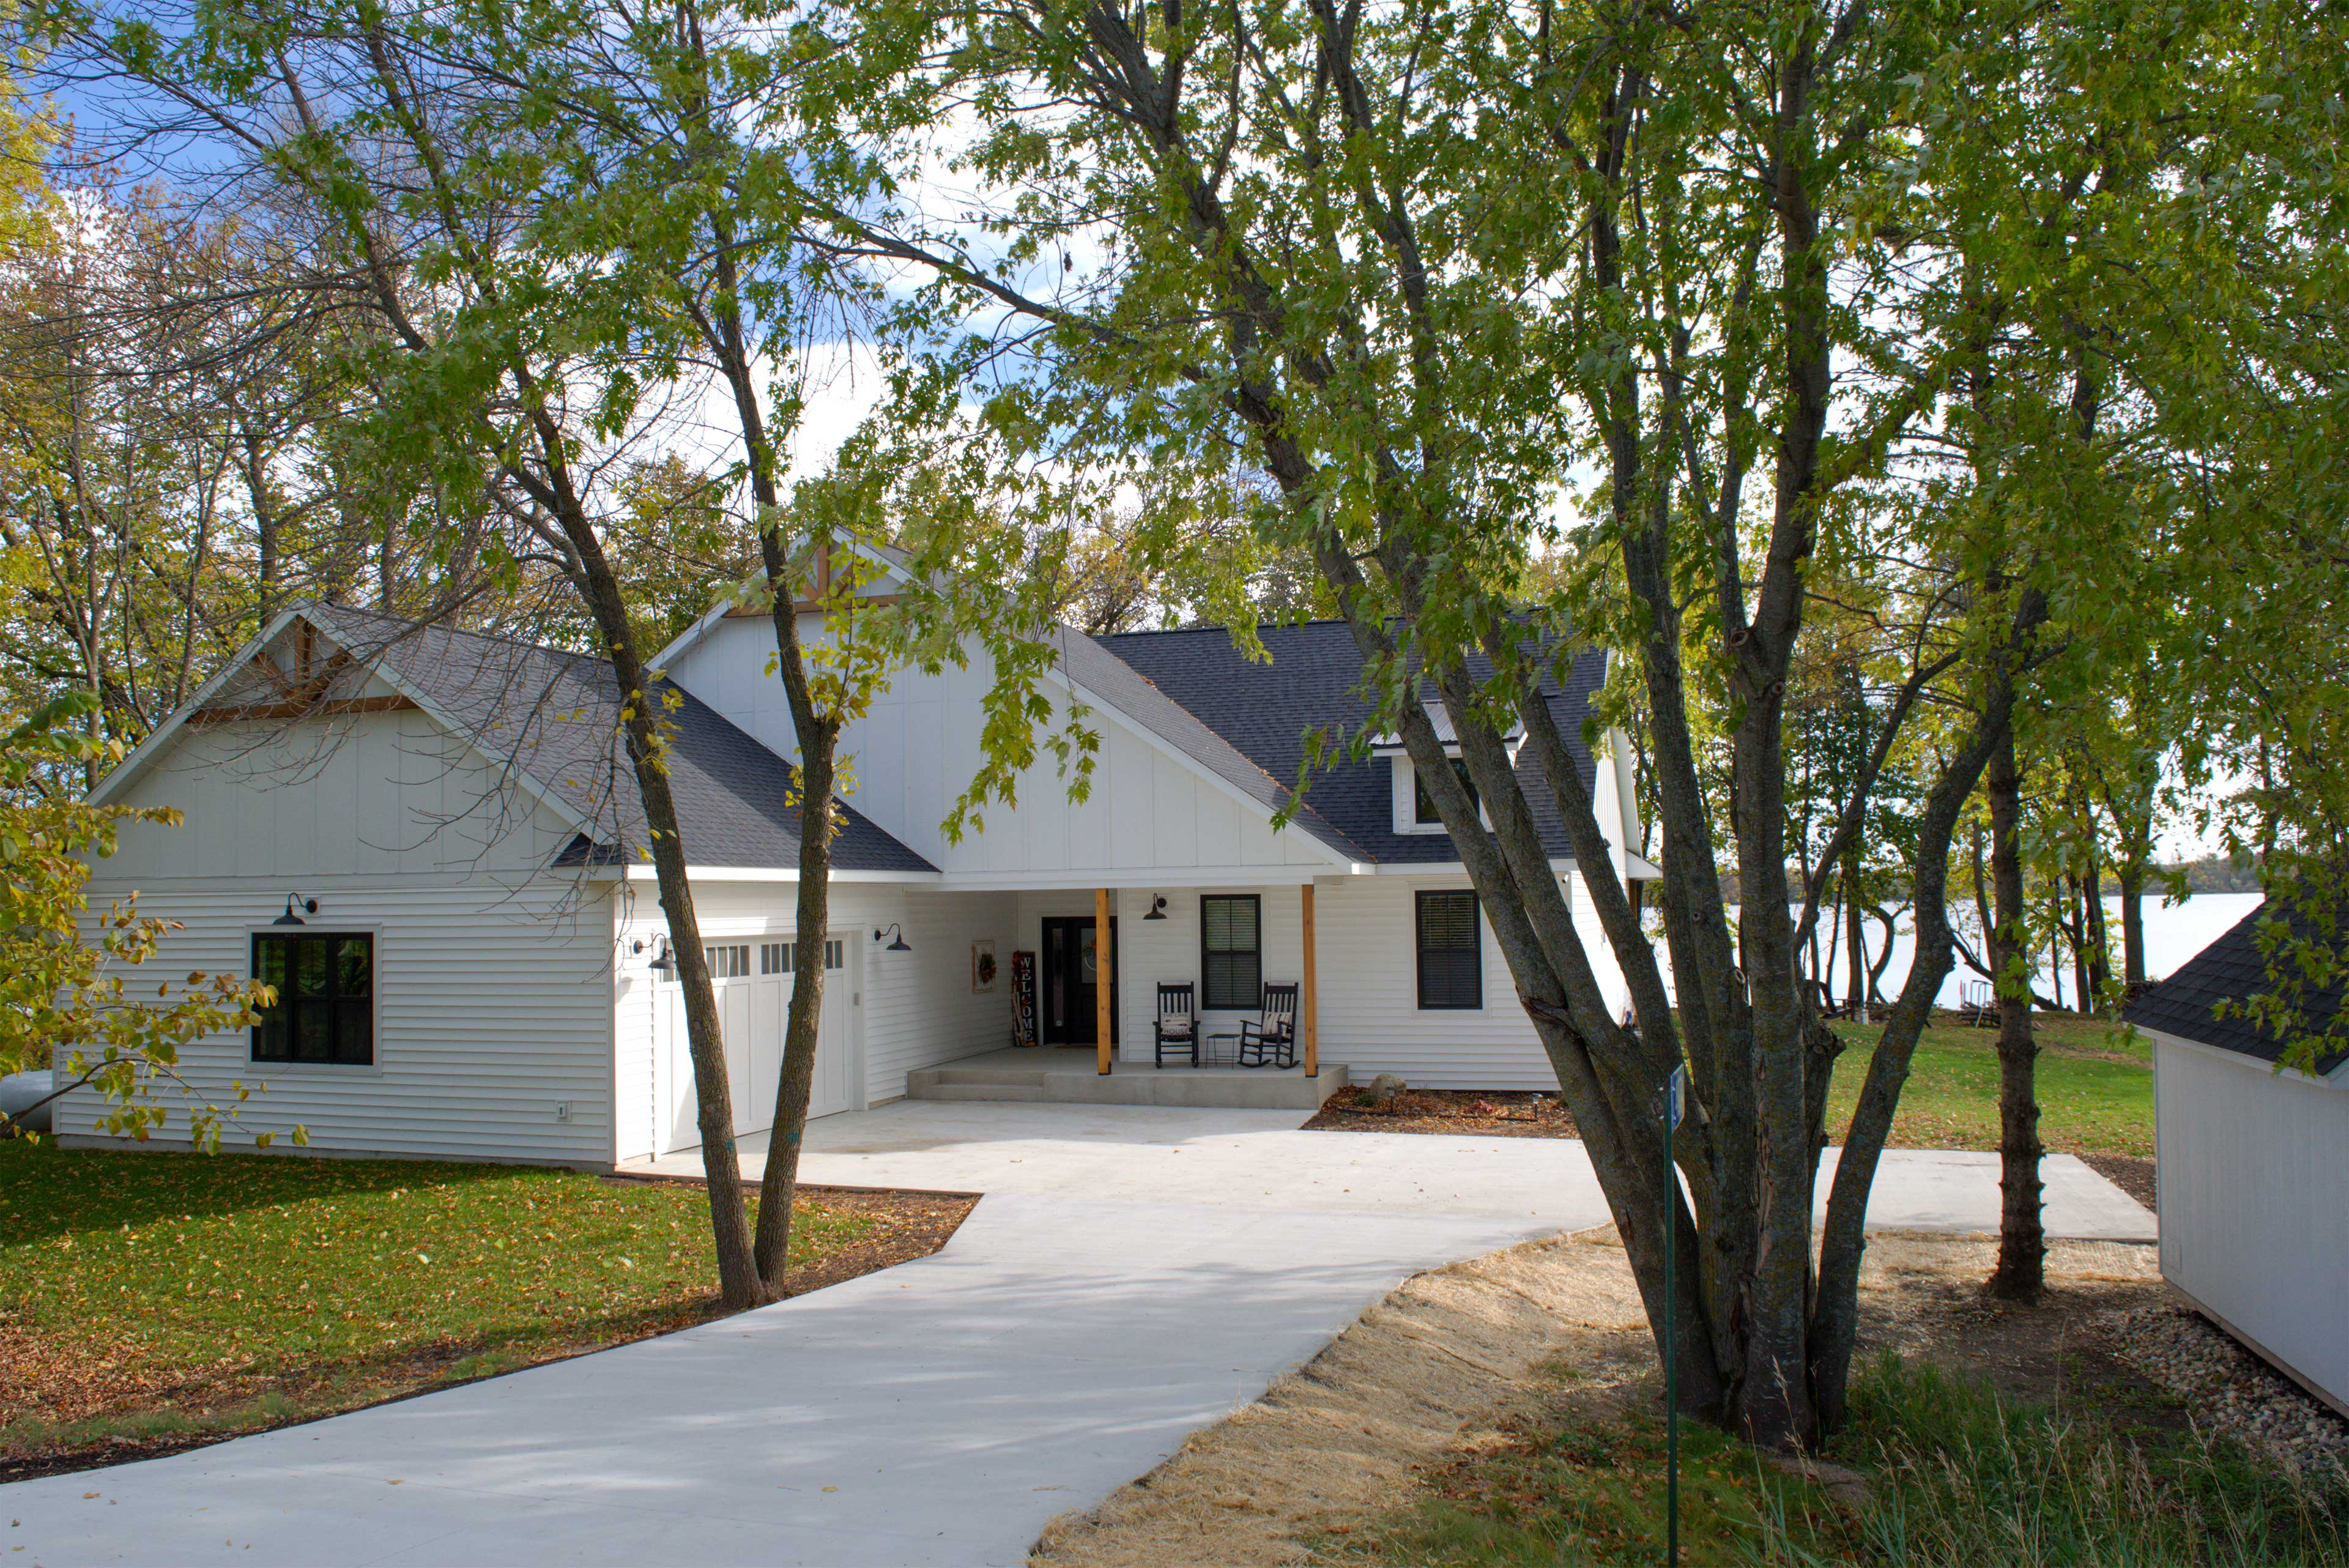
2123, 900, 2348, 1074
306, 604, 935, 875
1094, 621, 1606, 866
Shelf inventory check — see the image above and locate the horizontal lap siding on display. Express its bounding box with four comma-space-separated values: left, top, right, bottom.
2154, 1036, 2349, 1408
58, 877, 620, 1167
1312, 875, 1560, 1090
861, 891, 1020, 1100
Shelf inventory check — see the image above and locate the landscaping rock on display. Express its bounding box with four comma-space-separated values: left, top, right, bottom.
1364, 1073, 1408, 1104
2099, 1304, 2349, 1477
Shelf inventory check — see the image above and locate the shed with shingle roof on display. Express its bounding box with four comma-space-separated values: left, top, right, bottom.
2126, 899, 2349, 1417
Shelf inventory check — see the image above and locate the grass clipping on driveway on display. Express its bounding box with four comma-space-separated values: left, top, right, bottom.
1033, 1230, 2346, 1567
0, 1139, 971, 1477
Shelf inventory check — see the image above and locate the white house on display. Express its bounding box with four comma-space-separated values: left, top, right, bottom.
2128, 904, 2349, 1416
59, 551, 1652, 1170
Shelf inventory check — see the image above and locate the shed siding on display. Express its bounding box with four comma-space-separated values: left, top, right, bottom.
2154, 1030, 2349, 1410
55, 874, 620, 1167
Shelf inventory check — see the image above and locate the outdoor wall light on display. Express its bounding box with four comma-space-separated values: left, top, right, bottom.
273, 894, 319, 927
1143, 896, 1169, 921
647, 938, 675, 972
874, 923, 912, 953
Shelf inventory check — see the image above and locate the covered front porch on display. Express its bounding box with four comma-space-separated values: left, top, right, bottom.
992, 879, 1335, 1105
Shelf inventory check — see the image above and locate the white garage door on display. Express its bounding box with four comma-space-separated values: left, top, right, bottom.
656, 935, 855, 1155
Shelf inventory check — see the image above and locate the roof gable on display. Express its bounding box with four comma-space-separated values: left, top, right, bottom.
2124, 900, 2349, 1075
101, 604, 933, 877
1093, 621, 1605, 866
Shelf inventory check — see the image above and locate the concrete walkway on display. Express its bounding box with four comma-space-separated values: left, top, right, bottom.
6, 1105, 2153, 1567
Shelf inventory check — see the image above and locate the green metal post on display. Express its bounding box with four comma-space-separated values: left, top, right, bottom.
1664, 1064, 1681, 1567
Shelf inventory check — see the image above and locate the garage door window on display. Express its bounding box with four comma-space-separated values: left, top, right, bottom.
759, 940, 844, 975
705, 945, 750, 978
252, 933, 374, 1064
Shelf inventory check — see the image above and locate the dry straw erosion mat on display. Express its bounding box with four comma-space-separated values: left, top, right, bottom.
1032, 1230, 2181, 1567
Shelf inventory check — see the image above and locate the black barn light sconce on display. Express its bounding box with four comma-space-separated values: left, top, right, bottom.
647, 938, 676, 973
874, 923, 912, 953
273, 894, 318, 927
1143, 896, 1168, 921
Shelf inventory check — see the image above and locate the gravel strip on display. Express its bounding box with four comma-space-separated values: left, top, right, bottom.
2100, 1304, 2349, 1478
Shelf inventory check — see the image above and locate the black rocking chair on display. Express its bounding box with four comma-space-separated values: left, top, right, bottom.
1238, 983, 1299, 1068
1154, 983, 1199, 1067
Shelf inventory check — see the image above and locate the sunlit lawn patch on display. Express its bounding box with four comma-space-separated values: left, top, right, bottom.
1829, 1013, 2154, 1157
0, 1138, 878, 1467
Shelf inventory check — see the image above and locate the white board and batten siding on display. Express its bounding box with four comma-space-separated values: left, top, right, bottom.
62, 715, 622, 1167
662, 618, 1332, 882
2151, 1029, 2349, 1414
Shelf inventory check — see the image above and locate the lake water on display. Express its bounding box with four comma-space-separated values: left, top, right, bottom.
1749, 891, 2262, 1009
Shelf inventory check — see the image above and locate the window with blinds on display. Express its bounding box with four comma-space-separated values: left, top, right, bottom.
1416, 890, 1482, 1009
1199, 895, 1262, 1011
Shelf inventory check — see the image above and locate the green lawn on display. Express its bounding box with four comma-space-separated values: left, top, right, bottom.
1826, 1012, 2154, 1157
0, 1139, 874, 1463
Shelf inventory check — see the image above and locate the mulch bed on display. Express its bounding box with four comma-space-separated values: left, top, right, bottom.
0, 1185, 974, 1485
1304, 1087, 1579, 1139
2077, 1152, 2157, 1209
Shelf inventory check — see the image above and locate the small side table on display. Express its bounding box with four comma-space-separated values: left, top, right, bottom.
1203, 1031, 1242, 1068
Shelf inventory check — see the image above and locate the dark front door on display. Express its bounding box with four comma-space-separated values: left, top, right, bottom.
1040, 916, 1119, 1046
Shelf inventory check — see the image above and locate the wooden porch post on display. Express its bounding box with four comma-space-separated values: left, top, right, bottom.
1301, 882, 1319, 1077
1096, 886, 1113, 1075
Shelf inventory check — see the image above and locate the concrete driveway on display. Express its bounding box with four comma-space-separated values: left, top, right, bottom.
660, 1099, 2156, 1242
4, 1104, 2152, 1567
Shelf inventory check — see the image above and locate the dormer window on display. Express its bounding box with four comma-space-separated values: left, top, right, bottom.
1373, 702, 1521, 836
1414, 758, 1479, 825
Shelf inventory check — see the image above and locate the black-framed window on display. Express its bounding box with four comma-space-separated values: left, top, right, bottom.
1416, 891, 1482, 1009
1413, 757, 1479, 825
1200, 895, 1262, 1011
253, 933, 374, 1064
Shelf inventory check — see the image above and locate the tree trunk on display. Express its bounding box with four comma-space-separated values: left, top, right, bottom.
1843, 855, 1866, 1016
2083, 865, 2110, 1009
2048, 886, 2066, 1011
1986, 729, 2044, 1300
2119, 861, 2147, 990
2069, 874, 2091, 1009
558, 479, 767, 1312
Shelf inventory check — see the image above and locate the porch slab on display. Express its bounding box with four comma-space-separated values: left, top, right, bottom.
906, 1047, 1346, 1111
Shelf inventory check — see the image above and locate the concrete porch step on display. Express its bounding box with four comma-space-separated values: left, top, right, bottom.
905, 1053, 1346, 1112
